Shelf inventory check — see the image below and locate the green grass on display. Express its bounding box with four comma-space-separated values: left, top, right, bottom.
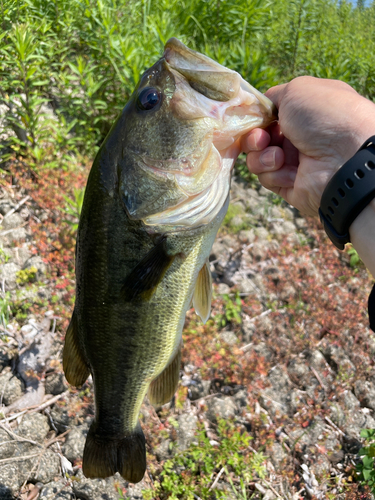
1, 0, 375, 171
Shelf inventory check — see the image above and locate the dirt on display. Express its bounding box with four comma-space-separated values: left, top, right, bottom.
0, 161, 374, 499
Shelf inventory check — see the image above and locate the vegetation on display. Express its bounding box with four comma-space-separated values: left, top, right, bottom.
143, 419, 267, 500
1, 0, 375, 171
357, 429, 375, 494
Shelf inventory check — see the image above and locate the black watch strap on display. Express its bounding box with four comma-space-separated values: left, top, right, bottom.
319, 135, 375, 250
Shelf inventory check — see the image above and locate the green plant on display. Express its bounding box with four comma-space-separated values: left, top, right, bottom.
143, 419, 267, 500
62, 187, 85, 232
0, 291, 11, 330
356, 429, 375, 493
216, 292, 242, 328
16, 266, 37, 285
346, 245, 362, 269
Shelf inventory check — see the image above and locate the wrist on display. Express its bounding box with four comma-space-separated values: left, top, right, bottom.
319, 136, 375, 250
349, 198, 375, 277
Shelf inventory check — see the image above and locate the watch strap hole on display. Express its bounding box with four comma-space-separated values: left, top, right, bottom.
345, 178, 354, 188
332, 197, 338, 207
355, 168, 365, 179
338, 188, 345, 198
366, 160, 375, 170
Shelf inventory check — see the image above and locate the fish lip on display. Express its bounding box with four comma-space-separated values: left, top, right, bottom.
164, 38, 278, 122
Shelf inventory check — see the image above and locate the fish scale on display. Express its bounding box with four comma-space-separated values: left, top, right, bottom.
63, 37, 276, 483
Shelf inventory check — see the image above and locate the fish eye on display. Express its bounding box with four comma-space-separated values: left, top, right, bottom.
137, 87, 162, 111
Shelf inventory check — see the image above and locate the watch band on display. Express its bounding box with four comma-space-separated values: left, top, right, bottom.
319, 135, 375, 250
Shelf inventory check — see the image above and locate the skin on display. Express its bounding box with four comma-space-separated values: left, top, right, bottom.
241, 76, 375, 276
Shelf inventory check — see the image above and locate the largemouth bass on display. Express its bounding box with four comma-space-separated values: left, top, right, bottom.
63, 38, 276, 483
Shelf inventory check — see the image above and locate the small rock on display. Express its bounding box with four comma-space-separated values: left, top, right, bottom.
50, 406, 74, 433
220, 330, 238, 346
0, 369, 25, 406
17, 412, 50, 441
23, 255, 49, 279
72, 469, 128, 500
253, 342, 274, 362
2, 213, 24, 230
310, 454, 331, 478
295, 218, 307, 229
155, 438, 173, 461
268, 441, 287, 469
241, 317, 256, 343
40, 480, 73, 499
206, 395, 237, 422
233, 389, 248, 409
177, 413, 198, 451
188, 379, 210, 400
216, 283, 230, 295
254, 226, 269, 241
26, 449, 61, 484
354, 380, 375, 411
287, 356, 310, 387
238, 229, 255, 243
0, 463, 20, 493
63, 424, 88, 463
45, 372, 68, 395
2, 262, 21, 290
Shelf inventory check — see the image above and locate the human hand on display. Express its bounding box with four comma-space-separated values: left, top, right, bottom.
242, 76, 375, 216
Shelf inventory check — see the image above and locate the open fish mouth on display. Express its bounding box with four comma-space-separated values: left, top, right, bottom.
139, 39, 276, 229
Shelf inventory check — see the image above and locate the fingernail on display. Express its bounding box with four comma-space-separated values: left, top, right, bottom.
246, 133, 259, 150
260, 149, 275, 168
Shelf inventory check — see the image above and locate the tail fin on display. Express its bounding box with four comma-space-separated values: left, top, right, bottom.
82, 421, 146, 483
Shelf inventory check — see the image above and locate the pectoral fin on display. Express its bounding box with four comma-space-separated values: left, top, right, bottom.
63, 310, 90, 387
193, 260, 212, 324
122, 237, 175, 302
148, 343, 182, 406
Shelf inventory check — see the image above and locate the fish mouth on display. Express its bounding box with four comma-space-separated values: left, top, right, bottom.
164, 37, 278, 121
125, 39, 277, 231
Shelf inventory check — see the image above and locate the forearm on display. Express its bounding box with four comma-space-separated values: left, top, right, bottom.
349, 198, 375, 277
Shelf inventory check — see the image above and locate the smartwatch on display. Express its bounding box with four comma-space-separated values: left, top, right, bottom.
319, 136, 375, 250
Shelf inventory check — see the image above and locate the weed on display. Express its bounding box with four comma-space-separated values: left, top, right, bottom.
62, 188, 85, 232
356, 429, 375, 494
143, 419, 267, 500
16, 266, 37, 285
216, 292, 242, 327
346, 244, 362, 269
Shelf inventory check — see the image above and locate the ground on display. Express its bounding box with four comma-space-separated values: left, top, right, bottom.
0, 158, 374, 499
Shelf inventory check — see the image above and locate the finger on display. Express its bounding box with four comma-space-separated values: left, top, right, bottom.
241, 128, 270, 153
265, 83, 288, 109
258, 164, 298, 190
246, 146, 285, 175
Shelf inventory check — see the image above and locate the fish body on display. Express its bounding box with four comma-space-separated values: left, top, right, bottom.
63, 38, 276, 483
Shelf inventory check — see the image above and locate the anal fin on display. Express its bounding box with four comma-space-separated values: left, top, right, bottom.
63, 310, 90, 387
148, 343, 182, 406
193, 259, 212, 324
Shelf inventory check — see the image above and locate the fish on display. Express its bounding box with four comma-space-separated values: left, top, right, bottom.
62, 37, 277, 483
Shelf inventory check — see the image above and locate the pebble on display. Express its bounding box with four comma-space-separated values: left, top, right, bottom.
63, 424, 88, 463
0, 369, 25, 406
16, 412, 50, 441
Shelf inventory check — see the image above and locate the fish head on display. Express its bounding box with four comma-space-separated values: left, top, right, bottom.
119, 38, 277, 230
